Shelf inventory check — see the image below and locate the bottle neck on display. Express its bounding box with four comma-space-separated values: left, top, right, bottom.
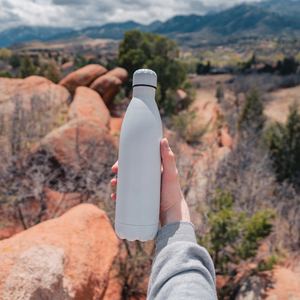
133, 86, 156, 99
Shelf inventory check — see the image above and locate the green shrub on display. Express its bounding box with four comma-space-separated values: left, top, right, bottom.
0, 70, 13, 78
19, 53, 36, 78
258, 253, 281, 271
200, 190, 275, 274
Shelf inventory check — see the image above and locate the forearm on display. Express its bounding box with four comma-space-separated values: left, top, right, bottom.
147, 222, 217, 300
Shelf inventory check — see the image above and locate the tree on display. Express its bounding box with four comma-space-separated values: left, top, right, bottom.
238, 87, 266, 133
19, 53, 36, 78
0, 48, 12, 61
118, 30, 186, 110
267, 101, 300, 184
44, 60, 62, 83
9, 52, 21, 68
216, 84, 224, 103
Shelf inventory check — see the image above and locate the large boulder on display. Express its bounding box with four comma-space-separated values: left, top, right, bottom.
0, 76, 71, 120
0, 204, 119, 300
39, 119, 114, 168
68, 86, 110, 128
59, 64, 107, 95
90, 67, 128, 106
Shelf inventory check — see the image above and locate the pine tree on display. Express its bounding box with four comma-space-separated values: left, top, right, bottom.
238, 87, 266, 133
267, 101, 300, 183
19, 53, 36, 78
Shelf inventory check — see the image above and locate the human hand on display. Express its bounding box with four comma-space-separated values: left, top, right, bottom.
110, 138, 190, 227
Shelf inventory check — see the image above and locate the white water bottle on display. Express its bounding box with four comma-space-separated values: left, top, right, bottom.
115, 69, 163, 241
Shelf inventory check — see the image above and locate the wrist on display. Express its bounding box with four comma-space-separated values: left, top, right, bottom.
160, 198, 191, 227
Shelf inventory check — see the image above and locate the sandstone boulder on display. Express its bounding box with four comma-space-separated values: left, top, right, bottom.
105, 67, 128, 83
40, 119, 114, 168
90, 75, 123, 106
109, 117, 123, 136
219, 127, 233, 148
0, 204, 119, 300
0, 76, 71, 121
59, 64, 107, 95
89, 67, 128, 106
68, 86, 110, 128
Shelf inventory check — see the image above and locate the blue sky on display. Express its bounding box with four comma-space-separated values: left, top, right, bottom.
0, 0, 264, 32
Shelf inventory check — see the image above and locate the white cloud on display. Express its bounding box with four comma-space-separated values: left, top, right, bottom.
0, 0, 264, 32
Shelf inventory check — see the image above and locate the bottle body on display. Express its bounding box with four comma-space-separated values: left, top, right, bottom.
115, 87, 162, 241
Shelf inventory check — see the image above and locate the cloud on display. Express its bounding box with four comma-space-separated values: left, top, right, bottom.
0, 0, 264, 32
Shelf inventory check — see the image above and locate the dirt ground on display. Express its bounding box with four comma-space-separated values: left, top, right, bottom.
190, 74, 300, 125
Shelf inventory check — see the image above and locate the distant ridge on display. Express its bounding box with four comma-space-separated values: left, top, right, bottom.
2, 2, 300, 48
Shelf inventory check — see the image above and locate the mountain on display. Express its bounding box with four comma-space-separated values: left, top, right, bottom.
0, 26, 72, 48
254, 0, 300, 19
49, 20, 163, 41
3, 3, 300, 49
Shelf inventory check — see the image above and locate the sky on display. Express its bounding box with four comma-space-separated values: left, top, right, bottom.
0, 0, 264, 32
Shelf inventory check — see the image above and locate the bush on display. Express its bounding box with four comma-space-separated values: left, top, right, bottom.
200, 190, 275, 274
171, 110, 207, 145
0, 48, 12, 61
0, 70, 13, 78
44, 60, 62, 83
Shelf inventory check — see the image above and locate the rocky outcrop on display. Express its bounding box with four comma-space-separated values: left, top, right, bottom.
68, 86, 110, 128
40, 119, 114, 168
0, 76, 71, 120
0, 204, 119, 300
90, 67, 128, 106
59, 64, 107, 95
109, 117, 123, 136
219, 126, 233, 148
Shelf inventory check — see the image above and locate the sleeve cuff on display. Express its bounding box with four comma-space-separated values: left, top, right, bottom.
156, 221, 197, 254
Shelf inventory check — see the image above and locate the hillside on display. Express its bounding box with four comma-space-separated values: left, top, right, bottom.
3, 3, 300, 49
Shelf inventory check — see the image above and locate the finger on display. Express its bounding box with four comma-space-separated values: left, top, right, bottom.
161, 138, 178, 181
110, 175, 117, 187
111, 193, 116, 201
111, 161, 118, 173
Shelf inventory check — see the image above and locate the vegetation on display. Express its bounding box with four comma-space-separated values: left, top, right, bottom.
118, 30, 186, 113
44, 60, 62, 83
200, 190, 275, 274
267, 101, 300, 185
19, 53, 36, 78
9, 52, 21, 68
238, 87, 266, 133
0, 70, 13, 78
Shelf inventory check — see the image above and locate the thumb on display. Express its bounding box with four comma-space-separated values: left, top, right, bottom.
161, 138, 178, 181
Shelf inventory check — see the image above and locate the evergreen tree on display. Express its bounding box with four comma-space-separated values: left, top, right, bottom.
19, 53, 36, 78
238, 87, 266, 133
267, 101, 300, 184
9, 53, 21, 68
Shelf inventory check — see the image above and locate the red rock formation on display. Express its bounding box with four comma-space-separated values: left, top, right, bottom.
0, 76, 71, 120
40, 118, 114, 168
90, 75, 123, 106
68, 86, 110, 128
90, 67, 128, 106
59, 64, 107, 95
0, 204, 119, 300
109, 117, 123, 135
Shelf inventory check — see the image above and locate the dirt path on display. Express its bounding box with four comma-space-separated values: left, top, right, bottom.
264, 85, 300, 124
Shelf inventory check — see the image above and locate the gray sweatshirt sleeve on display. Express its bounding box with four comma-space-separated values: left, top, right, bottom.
147, 221, 218, 300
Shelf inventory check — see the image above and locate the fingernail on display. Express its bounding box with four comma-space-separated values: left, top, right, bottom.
165, 139, 170, 149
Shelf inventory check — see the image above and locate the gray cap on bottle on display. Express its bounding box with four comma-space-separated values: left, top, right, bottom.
133, 69, 157, 89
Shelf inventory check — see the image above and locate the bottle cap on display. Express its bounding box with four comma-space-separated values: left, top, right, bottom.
132, 69, 157, 89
